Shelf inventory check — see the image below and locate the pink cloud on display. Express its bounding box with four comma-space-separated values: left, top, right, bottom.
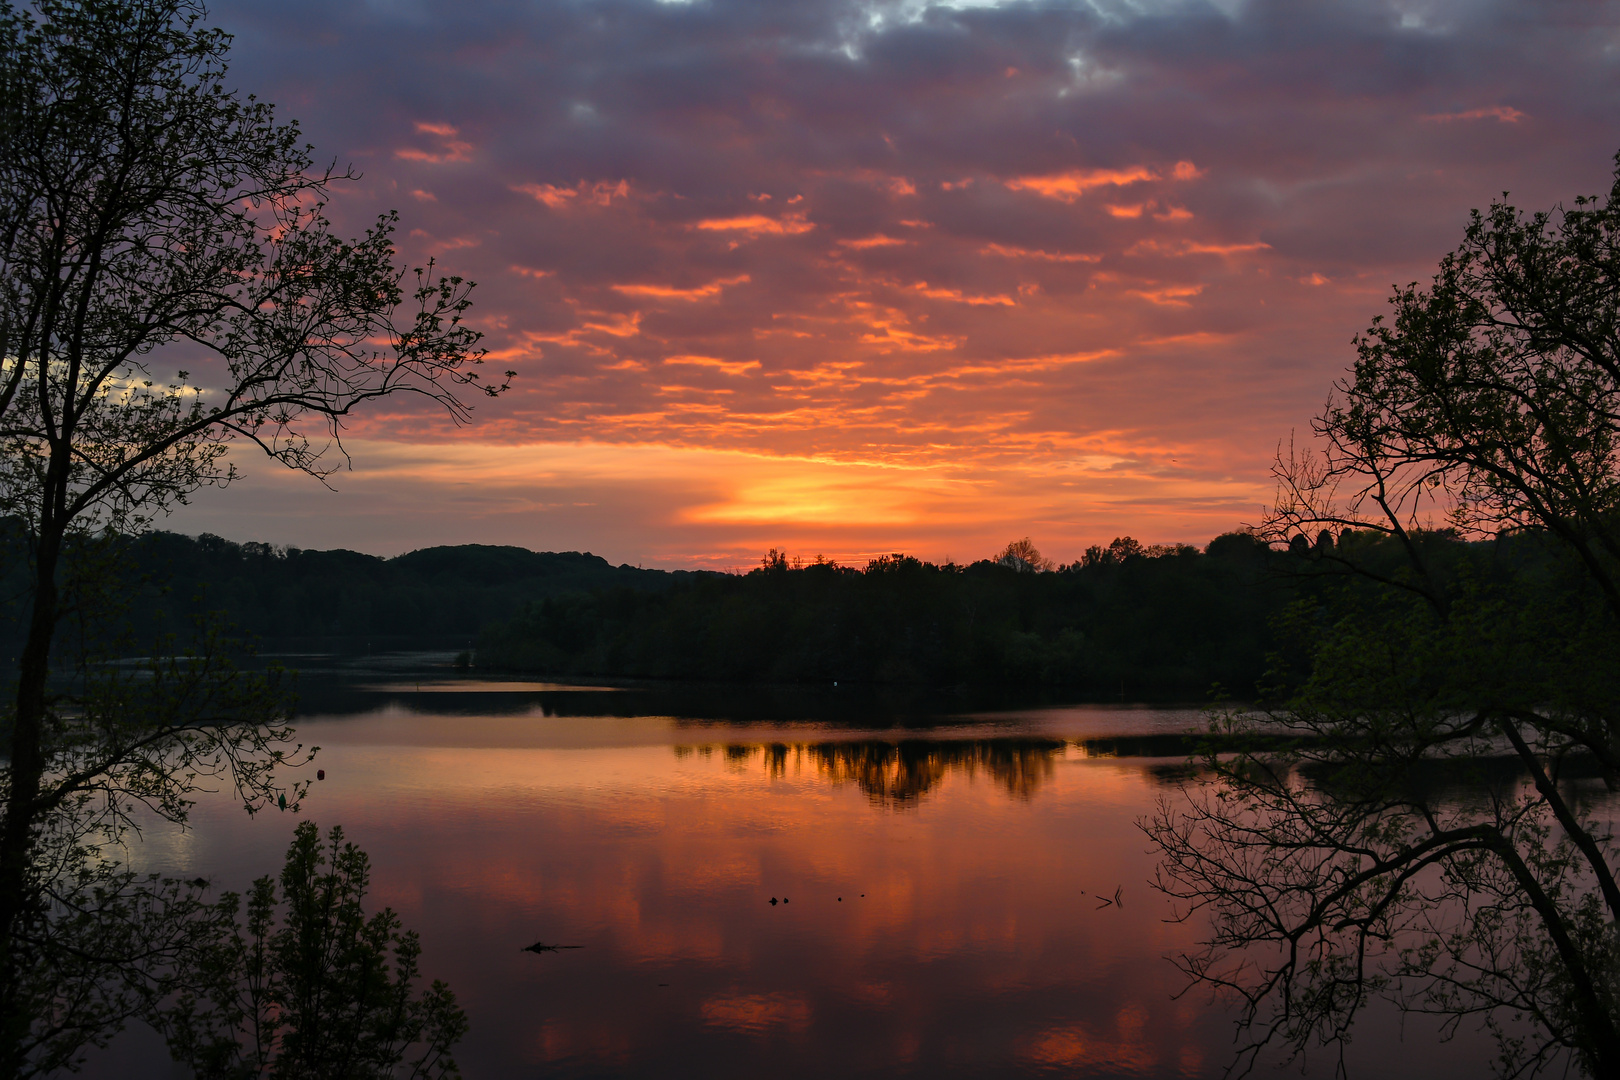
395, 122, 472, 163
1422, 105, 1524, 123
514, 180, 631, 209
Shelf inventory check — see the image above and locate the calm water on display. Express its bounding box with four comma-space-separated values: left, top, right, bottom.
87, 658, 1497, 1079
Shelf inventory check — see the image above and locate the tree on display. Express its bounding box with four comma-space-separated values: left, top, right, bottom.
0, 0, 503, 1072
1147, 155, 1620, 1077
157, 823, 467, 1080
994, 537, 1053, 573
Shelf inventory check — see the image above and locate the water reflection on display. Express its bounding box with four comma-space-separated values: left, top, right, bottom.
687, 740, 1066, 807
78, 673, 1498, 1080
283, 661, 1204, 728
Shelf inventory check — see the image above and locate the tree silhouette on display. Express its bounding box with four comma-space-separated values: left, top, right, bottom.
0, 0, 500, 1071
1148, 155, 1620, 1078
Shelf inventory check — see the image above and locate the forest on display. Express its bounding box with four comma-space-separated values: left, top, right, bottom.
3, 523, 1586, 701
473, 534, 1288, 697
0, 523, 687, 660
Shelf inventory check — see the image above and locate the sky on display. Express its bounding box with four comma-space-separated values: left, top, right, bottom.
163, 0, 1620, 568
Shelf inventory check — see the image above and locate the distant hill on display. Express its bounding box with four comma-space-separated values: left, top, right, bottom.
0, 528, 696, 658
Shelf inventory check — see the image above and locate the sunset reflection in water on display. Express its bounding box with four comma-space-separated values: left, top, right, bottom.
101, 695, 1495, 1079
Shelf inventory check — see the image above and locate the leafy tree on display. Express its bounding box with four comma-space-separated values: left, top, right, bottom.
0, 0, 500, 1072
1148, 156, 1620, 1076
157, 823, 467, 1080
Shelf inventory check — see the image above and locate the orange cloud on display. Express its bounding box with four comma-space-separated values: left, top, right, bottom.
1422, 105, 1524, 123
1004, 165, 1157, 202
833, 168, 918, 197
515, 183, 576, 208
395, 122, 472, 163
692, 213, 815, 236
912, 282, 1016, 306
407, 230, 480, 255
980, 243, 1100, 263
1105, 204, 1144, 218
1128, 284, 1205, 305
1184, 241, 1269, 256
613, 275, 751, 301
579, 311, 643, 338
514, 179, 631, 209
839, 235, 910, 249
663, 355, 762, 376
1125, 239, 1270, 258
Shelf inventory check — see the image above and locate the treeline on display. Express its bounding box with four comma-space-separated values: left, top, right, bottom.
7, 522, 1579, 700
475, 535, 1289, 698
0, 525, 691, 660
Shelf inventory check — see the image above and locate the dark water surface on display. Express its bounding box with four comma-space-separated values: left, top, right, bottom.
87, 657, 1497, 1079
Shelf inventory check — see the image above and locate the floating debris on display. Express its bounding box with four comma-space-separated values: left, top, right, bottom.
522, 941, 584, 954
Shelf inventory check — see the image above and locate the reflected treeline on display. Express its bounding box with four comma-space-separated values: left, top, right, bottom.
675, 736, 1620, 812
680, 739, 1088, 808
682, 739, 1064, 807
817, 740, 1066, 806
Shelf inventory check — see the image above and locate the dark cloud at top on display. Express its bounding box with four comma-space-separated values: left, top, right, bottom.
200, 0, 1620, 488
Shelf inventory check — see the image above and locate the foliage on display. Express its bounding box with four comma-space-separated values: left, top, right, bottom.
0, 614, 306, 1078
0, 0, 495, 1072
156, 822, 467, 1080
1270, 152, 1620, 606
4, 863, 212, 1077
1148, 155, 1620, 1078
476, 534, 1286, 696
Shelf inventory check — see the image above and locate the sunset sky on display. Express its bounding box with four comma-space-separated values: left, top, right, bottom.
166, 0, 1620, 568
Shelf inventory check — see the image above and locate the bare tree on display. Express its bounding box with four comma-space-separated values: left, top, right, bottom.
995, 537, 1053, 572
1148, 155, 1620, 1078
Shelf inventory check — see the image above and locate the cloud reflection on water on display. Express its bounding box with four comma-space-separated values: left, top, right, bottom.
89, 700, 1496, 1078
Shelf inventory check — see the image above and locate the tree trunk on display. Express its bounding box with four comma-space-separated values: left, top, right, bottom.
0, 514, 62, 1079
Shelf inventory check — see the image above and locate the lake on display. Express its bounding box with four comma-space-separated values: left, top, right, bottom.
86, 656, 1501, 1079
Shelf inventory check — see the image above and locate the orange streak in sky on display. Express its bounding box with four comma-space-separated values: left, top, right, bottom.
692, 213, 814, 235
1005, 165, 1158, 201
